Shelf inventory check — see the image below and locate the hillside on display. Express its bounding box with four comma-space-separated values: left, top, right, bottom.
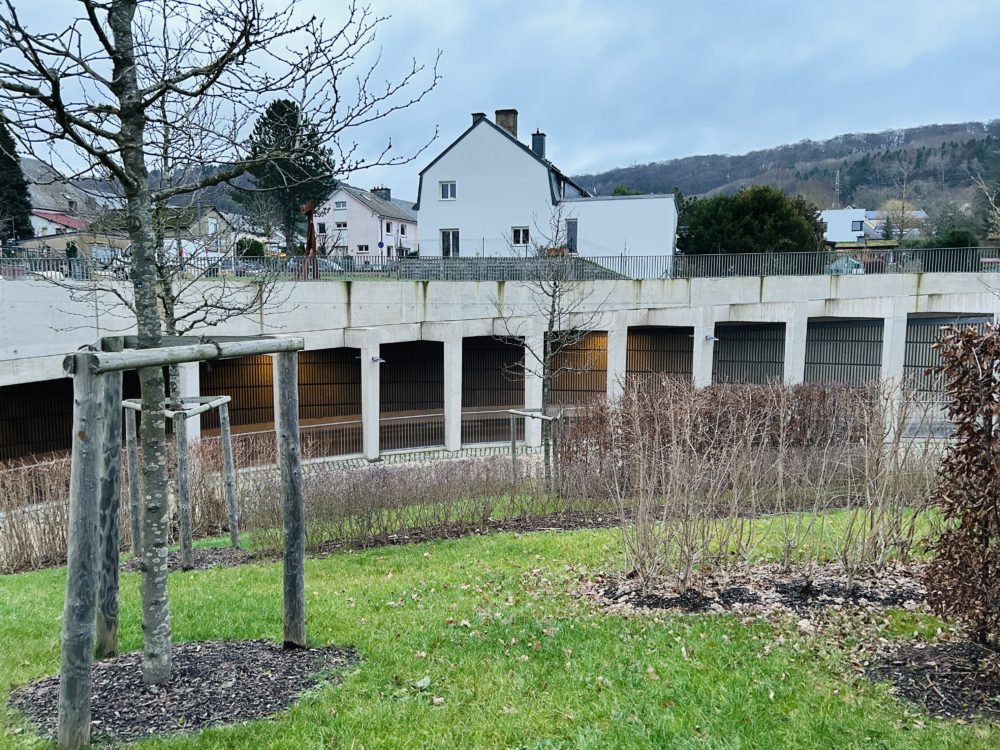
574, 121, 1000, 212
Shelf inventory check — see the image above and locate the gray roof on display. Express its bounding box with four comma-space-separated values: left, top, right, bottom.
341, 185, 417, 223
21, 158, 100, 215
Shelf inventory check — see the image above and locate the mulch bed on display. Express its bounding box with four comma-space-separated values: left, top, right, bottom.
121, 546, 262, 573
868, 642, 1000, 721
583, 563, 925, 616
9, 640, 358, 744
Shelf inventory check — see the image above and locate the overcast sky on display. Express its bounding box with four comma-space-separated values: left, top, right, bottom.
9, 0, 1000, 202
323, 0, 1000, 200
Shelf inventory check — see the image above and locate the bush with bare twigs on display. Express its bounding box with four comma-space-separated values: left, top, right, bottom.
563, 377, 940, 592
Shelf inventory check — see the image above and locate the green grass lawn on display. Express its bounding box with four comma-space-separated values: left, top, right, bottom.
0, 526, 995, 749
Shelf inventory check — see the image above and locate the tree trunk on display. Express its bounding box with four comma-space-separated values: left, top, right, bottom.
110, 0, 172, 685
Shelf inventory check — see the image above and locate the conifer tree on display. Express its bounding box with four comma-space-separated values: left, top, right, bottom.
0, 116, 33, 242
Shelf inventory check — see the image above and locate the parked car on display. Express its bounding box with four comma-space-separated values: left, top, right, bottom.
219, 258, 267, 277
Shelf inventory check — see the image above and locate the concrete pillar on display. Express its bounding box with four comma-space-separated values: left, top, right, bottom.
523, 331, 544, 447
880, 304, 908, 382
178, 362, 201, 441
606, 320, 628, 402
692, 310, 716, 388
360, 334, 381, 461
443, 334, 463, 451
783, 303, 809, 385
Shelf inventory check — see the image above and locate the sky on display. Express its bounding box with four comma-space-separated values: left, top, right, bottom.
8, 0, 1000, 201
320, 0, 1000, 200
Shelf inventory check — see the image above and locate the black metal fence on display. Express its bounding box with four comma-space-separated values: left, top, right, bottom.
3, 246, 999, 282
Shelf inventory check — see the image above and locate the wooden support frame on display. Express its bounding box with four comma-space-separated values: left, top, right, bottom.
57, 336, 304, 750
123, 394, 243, 569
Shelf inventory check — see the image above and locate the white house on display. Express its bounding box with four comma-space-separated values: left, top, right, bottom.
315, 185, 418, 264
821, 207, 930, 244
414, 109, 677, 258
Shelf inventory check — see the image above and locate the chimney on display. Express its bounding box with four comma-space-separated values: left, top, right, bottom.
471, 112, 487, 126
495, 108, 518, 138
372, 186, 391, 201
531, 130, 546, 159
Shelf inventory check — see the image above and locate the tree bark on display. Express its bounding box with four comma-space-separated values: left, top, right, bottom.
109, 0, 172, 685
95, 338, 124, 659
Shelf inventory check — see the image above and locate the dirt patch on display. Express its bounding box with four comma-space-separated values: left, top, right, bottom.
584, 563, 925, 616
121, 546, 263, 573
9, 640, 358, 744
868, 642, 1000, 721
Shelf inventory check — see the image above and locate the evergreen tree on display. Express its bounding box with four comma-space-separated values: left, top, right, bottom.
0, 116, 33, 242
237, 100, 337, 255
676, 185, 824, 254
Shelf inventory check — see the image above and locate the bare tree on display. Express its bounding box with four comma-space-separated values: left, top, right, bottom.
494, 207, 609, 481
0, 0, 438, 685
972, 172, 1000, 243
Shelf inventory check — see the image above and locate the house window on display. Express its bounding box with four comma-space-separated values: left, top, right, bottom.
317, 223, 326, 234
441, 229, 459, 257
385, 221, 393, 233
335, 221, 347, 229
357, 244, 369, 253
565, 219, 578, 253
512, 227, 529, 246
439, 181, 456, 200
400, 224, 407, 235
208, 218, 218, 234
334, 200, 347, 209
851, 220, 864, 232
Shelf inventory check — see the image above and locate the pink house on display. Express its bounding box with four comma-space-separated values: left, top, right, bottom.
314, 185, 418, 265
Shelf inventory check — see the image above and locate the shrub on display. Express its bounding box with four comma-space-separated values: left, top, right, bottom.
925, 324, 1000, 645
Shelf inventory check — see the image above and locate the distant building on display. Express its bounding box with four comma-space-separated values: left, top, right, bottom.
314, 185, 418, 264
821, 207, 929, 244
414, 108, 676, 257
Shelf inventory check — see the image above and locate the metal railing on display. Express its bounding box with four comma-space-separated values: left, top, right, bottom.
3, 246, 998, 283
461, 410, 525, 445
379, 413, 446, 452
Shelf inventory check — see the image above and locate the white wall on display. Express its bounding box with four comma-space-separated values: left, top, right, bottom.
418, 120, 676, 258
418, 123, 554, 257
820, 208, 868, 243
562, 195, 676, 256
4, 271, 999, 388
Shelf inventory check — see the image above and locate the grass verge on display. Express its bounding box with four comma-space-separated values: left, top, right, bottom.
0, 526, 994, 749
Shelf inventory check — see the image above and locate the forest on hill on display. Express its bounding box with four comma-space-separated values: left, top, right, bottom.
574, 121, 1000, 218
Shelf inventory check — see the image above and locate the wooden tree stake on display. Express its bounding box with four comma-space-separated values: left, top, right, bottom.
125, 407, 142, 553
274, 351, 306, 648
95, 337, 124, 659
174, 412, 194, 571
57, 355, 106, 750
218, 402, 241, 549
